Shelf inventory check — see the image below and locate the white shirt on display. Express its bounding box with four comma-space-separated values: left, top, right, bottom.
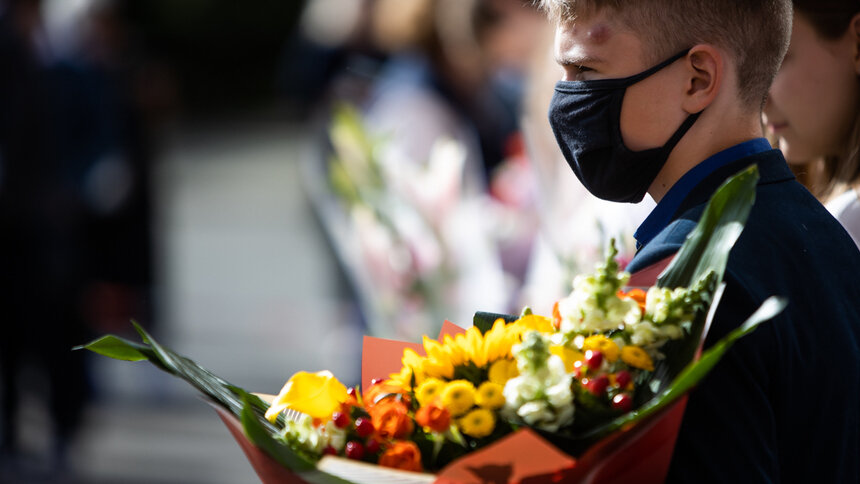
826, 188, 860, 250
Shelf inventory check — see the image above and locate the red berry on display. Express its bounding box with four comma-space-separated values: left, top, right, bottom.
587, 375, 609, 396
332, 411, 350, 429
612, 393, 633, 413
585, 350, 603, 370
354, 417, 375, 438
365, 438, 380, 454
323, 445, 337, 456
345, 441, 365, 460
371, 378, 384, 386
615, 370, 632, 389
347, 387, 358, 398
572, 366, 582, 379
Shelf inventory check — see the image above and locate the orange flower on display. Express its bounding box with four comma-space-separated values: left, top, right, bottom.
552, 301, 562, 329
415, 400, 451, 433
378, 441, 423, 473
368, 399, 414, 439
618, 288, 647, 314
363, 381, 410, 409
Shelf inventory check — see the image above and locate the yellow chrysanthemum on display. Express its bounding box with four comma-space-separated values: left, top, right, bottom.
440, 380, 476, 417
487, 358, 519, 385
550, 345, 585, 372
416, 378, 446, 407
582, 335, 620, 362
621, 345, 655, 371
475, 381, 506, 409
459, 408, 496, 438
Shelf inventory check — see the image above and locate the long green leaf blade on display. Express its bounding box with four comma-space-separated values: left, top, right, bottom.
73, 335, 153, 361
658, 165, 759, 289
238, 394, 317, 472
595, 296, 787, 436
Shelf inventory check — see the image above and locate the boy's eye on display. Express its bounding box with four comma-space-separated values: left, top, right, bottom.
564, 64, 595, 81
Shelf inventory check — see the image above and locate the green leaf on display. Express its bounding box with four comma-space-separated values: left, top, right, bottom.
238, 393, 317, 472
658, 164, 759, 289
73, 335, 153, 362
473, 312, 518, 334
595, 296, 787, 436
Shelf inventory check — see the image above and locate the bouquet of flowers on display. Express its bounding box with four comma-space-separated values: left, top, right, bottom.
78, 166, 785, 483
306, 105, 508, 340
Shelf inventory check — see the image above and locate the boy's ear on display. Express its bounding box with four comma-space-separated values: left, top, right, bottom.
682, 44, 723, 114
851, 13, 860, 75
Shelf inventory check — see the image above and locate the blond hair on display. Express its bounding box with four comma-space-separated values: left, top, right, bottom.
536, 0, 792, 110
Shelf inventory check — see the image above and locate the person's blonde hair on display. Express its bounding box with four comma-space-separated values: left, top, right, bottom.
536, 0, 792, 110
793, 1, 860, 199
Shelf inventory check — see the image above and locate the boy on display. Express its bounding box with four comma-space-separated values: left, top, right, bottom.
540, 0, 860, 481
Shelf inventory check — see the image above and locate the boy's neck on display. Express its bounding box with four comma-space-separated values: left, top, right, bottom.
648, 110, 764, 202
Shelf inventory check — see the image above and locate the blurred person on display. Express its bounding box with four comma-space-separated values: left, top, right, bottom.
365, 0, 545, 188
71, 0, 168, 337
0, 0, 91, 476
278, 0, 385, 117
0, 0, 169, 476
366, 0, 548, 293
763, 0, 860, 248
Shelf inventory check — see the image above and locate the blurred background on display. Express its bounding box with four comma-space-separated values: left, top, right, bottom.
0, 0, 648, 482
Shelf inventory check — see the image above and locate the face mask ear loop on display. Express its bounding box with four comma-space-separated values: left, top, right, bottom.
623, 48, 692, 86
554, 48, 693, 93
659, 110, 703, 158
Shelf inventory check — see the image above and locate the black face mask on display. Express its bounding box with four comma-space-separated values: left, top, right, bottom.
548, 49, 701, 203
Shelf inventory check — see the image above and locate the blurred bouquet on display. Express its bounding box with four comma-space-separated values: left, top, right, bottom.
79, 166, 784, 483
312, 105, 508, 340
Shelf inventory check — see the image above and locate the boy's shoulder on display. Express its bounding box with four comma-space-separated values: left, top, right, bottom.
629, 149, 854, 275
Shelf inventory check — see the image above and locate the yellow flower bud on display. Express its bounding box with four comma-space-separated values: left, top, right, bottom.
264, 370, 347, 422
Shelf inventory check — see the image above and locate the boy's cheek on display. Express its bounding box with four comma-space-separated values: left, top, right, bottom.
619, 85, 686, 151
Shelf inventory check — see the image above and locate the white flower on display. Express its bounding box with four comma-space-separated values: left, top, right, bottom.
546, 355, 568, 383
517, 401, 554, 426
630, 321, 659, 347
558, 272, 641, 334
504, 375, 540, 406
545, 379, 573, 409
324, 421, 347, 452
284, 414, 327, 454
658, 324, 684, 340
646, 287, 672, 324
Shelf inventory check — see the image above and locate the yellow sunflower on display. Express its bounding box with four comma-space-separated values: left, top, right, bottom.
421, 336, 454, 380
389, 348, 427, 389
487, 358, 519, 385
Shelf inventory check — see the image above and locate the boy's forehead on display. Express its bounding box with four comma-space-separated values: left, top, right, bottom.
553, 13, 644, 69
554, 17, 617, 61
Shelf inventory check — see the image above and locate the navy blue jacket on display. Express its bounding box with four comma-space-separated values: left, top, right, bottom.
627, 149, 860, 483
